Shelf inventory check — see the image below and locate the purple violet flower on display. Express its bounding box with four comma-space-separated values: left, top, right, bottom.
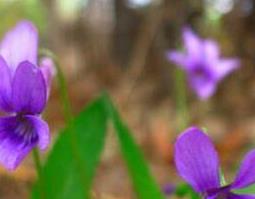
0, 20, 55, 170
162, 183, 176, 196
167, 28, 240, 100
175, 127, 255, 199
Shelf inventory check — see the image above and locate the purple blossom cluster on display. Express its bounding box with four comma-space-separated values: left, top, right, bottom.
167, 28, 240, 100
0, 21, 54, 170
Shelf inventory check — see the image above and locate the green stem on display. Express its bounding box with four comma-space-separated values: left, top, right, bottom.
39, 49, 88, 196
40, 49, 73, 123
32, 149, 45, 199
175, 68, 189, 132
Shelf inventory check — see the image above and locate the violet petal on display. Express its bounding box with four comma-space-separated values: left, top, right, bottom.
231, 150, 255, 189
40, 57, 56, 99
183, 27, 202, 62
174, 127, 220, 193
214, 59, 240, 81
166, 51, 187, 68
0, 116, 39, 170
0, 20, 38, 76
12, 61, 47, 114
188, 74, 217, 100
0, 56, 12, 112
228, 193, 255, 199
25, 115, 49, 151
204, 40, 219, 65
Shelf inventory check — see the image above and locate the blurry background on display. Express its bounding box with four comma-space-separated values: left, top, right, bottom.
1, 0, 255, 198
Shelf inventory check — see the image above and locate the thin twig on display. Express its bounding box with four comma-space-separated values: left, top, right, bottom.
123, 4, 164, 107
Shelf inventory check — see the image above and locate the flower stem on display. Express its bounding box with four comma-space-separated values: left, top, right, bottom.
175, 68, 189, 132
32, 148, 46, 199
39, 49, 88, 196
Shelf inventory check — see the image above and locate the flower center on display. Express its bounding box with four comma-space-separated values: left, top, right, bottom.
205, 185, 232, 199
192, 67, 208, 80
190, 65, 214, 86
14, 115, 38, 145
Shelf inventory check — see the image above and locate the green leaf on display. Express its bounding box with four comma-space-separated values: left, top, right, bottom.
175, 183, 192, 197
234, 184, 255, 195
32, 93, 167, 199
175, 183, 199, 199
31, 96, 108, 199
104, 95, 166, 199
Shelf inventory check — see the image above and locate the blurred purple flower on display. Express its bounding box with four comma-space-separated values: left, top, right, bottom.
0, 20, 55, 170
162, 183, 176, 196
175, 127, 255, 199
167, 28, 240, 100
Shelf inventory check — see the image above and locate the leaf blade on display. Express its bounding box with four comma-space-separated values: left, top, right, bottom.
31, 96, 108, 199
105, 96, 166, 199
